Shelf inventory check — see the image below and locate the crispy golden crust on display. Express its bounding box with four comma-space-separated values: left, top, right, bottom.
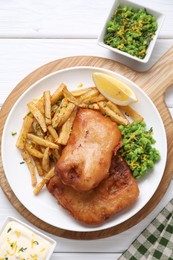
55, 108, 122, 191
47, 155, 139, 225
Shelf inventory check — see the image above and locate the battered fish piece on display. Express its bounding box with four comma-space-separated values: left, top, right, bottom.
47, 155, 139, 225
55, 108, 122, 191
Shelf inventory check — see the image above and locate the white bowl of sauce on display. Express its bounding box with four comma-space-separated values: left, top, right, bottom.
0, 217, 56, 260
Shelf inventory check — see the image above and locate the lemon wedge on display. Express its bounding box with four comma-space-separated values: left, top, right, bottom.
92, 72, 138, 106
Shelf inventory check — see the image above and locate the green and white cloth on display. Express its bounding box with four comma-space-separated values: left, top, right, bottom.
119, 199, 173, 260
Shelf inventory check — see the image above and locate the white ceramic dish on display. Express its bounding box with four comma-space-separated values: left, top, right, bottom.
0, 216, 56, 259
98, 0, 165, 63
1, 66, 167, 232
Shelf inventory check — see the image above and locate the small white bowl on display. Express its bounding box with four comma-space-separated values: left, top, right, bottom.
0, 216, 56, 260
98, 0, 165, 63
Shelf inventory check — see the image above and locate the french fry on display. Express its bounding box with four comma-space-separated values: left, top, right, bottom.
45, 134, 54, 143
21, 150, 37, 186
51, 104, 58, 117
98, 102, 129, 125
63, 86, 80, 106
58, 109, 77, 145
42, 147, 50, 172
25, 142, 44, 158
52, 99, 75, 128
52, 98, 68, 128
16, 116, 34, 149
50, 149, 61, 162
33, 167, 55, 195
36, 96, 44, 114
33, 158, 45, 176
107, 101, 130, 123
71, 87, 92, 97
40, 146, 46, 154
51, 83, 65, 105
32, 120, 44, 137
79, 103, 99, 110
119, 105, 144, 123
27, 102, 47, 132
88, 93, 106, 103
58, 102, 75, 127
78, 87, 99, 103
27, 133, 59, 149
44, 90, 51, 125
47, 125, 59, 143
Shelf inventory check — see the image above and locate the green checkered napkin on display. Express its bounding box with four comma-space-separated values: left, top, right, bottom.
119, 199, 173, 260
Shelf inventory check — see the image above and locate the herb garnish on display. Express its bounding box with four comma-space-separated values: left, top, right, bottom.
33, 240, 39, 245
7, 227, 12, 233
11, 131, 17, 136
20, 161, 25, 164
19, 247, 27, 252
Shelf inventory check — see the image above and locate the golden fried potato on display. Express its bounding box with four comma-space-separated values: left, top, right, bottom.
47, 125, 59, 143
63, 86, 80, 106
52, 98, 68, 128
98, 102, 129, 125
71, 87, 92, 97
42, 147, 50, 172
33, 158, 45, 176
16, 116, 34, 149
44, 90, 51, 125
33, 167, 55, 195
27, 133, 59, 149
21, 149, 37, 186
78, 87, 99, 103
27, 102, 47, 132
25, 142, 44, 158
58, 109, 77, 145
119, 105, 144, 123
51, 83, 65, 105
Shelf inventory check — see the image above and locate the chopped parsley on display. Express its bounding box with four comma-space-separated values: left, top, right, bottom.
87, 101, 91, 107
7, 227, 12, 233
56, 96, 63, 106
33, 240, 39, 245
11, 131, 17, 136
19, 247, 27, 252
20, 161, 25, 164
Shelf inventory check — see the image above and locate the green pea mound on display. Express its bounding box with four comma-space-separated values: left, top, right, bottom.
104, 5, 158, 59
119, 121, 160, 179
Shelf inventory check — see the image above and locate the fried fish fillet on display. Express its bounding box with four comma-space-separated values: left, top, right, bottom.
55, 108, 122, 191
47, 155, 139, 225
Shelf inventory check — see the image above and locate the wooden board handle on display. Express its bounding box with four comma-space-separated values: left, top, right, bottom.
134, 46, 173, 95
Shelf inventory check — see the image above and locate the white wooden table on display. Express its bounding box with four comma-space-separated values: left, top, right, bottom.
0, 0, 173, 259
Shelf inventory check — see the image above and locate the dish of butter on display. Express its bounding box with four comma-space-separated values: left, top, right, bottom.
0, 217, 56, 260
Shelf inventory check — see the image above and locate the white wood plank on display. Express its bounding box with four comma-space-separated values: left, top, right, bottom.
0, 39, 173, 107
51, 253, 120, 260
0, 0, 172, 38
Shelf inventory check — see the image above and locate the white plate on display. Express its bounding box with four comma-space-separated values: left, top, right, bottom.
1, 66, 167, 232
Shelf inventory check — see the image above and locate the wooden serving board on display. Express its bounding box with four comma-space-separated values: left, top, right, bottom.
0, 47, 173, 240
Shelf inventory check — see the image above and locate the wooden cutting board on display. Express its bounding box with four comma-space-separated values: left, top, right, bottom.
0, 47, 173, 240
